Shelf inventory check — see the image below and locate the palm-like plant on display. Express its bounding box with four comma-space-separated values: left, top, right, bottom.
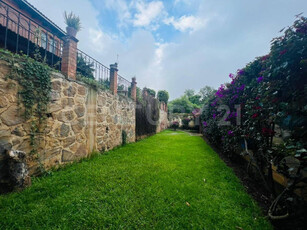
64, 11, 81, 36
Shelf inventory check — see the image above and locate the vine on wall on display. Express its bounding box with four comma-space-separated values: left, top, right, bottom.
1, 49, 52, 155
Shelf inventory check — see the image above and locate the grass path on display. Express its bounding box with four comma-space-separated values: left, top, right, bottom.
0, 130, 272, 229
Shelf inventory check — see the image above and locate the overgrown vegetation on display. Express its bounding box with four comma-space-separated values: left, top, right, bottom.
76, 74, 109, 91
76, 56, 94, 79
143, 87, 156, 97
201, 16, 307, 222
0, 131, 272, 229
0, 49, 51, 156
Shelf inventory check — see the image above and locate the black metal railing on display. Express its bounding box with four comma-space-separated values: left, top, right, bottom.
0, 0, 63, 70
77, 49, 131, 95
77, 49, 111, 88
118, 74, 130, 94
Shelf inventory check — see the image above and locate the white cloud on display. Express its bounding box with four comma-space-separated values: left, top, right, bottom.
164, 15, 206, 32
25, 0, 307, 100
103, 0, 131, 27
133, 1, 164, 27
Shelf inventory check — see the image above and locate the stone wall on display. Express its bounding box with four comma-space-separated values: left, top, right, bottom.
0, 61, 135, 176
157, 109, 169, 133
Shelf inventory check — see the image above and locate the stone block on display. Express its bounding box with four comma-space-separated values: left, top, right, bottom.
77, 86, 86, 96
74, 106, 85, 118
63, 86, 76, 97
0, 105, 24, 126
71, 119, 85, 134
63, 136, 76, 148
60, 124, 70, 137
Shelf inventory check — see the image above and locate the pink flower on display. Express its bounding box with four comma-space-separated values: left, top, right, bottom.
229, 73, 235, 79
227, 130, 234, 136
252, 113, 259, 119
238, 69, 245, 75
261, 55, 269, 61
279, 49, 287, 56
257, 76, 264, 83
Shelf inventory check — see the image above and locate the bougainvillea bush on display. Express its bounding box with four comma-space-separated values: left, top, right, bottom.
201, 17, 307, 219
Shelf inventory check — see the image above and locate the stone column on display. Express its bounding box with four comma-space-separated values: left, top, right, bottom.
110, 63, 118, 95
61, 35, 78, 80
131, 77, 137, 101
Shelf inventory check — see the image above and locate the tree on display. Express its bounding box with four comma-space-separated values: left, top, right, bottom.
168, 96, 199, 113
157, 90, 169, 104
184, 89, 195, 98
199, 86, 216, 104
188, 94, 201, 106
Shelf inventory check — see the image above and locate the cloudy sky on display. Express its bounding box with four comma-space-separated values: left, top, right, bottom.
28, 0, 306, 99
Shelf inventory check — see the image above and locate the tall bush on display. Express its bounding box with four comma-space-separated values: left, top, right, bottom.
201, 16, 307, 218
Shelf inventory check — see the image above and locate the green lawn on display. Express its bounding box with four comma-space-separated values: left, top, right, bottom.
0, 130, 272, 229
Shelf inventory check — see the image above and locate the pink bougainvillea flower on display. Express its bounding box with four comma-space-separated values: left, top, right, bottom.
261, 55, 269, 61
257, 76, 264, 83
252, 113, 259, 118
279, 49, 287, 56
229, 73, 235, 79
237, 84, 245, 91
238, 69, 245, 75
255, 96, 260, 100
213, 113, 217, 119
227, 130, 234, 136
202, 121, 208, 127
262, 127, 275, 136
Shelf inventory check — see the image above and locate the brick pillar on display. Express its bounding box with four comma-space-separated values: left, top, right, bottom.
110, 63, 118, 95
61, 35, 78, 80
131, 77, 137, 101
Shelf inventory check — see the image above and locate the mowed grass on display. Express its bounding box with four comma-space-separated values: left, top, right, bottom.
0, 130, 272, 229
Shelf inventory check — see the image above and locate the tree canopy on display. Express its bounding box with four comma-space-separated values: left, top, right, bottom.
157, 90, 169, 104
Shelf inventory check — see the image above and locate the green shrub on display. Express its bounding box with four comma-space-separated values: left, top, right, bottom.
157, 90, 169, 104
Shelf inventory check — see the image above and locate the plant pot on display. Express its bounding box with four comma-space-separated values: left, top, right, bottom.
66, 26, 77, 37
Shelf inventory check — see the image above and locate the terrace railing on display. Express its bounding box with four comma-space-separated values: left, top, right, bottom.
0, 0, 63, 70
118, 74, 130, 95
0, 0, 133, 98
77, 49, 131, 95
77, 49, 111, 88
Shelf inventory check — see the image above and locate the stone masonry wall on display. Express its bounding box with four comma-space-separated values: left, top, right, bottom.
157, 109, 169, 133
0, 61, 135, 176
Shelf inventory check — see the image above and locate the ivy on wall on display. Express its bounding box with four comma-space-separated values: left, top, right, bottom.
0, 49, 51, 155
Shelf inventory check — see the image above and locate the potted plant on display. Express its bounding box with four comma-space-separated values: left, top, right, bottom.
64, 11, 81, 37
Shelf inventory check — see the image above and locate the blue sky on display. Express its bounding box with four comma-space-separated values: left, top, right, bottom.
28, 0, 307, 99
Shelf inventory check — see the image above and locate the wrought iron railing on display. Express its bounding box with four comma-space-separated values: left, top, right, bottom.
77, 49, 131, 95
77, 49, 111, 88
0, 0, 131, 97
118, 74, 130, 93
0, 0, 63, 70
